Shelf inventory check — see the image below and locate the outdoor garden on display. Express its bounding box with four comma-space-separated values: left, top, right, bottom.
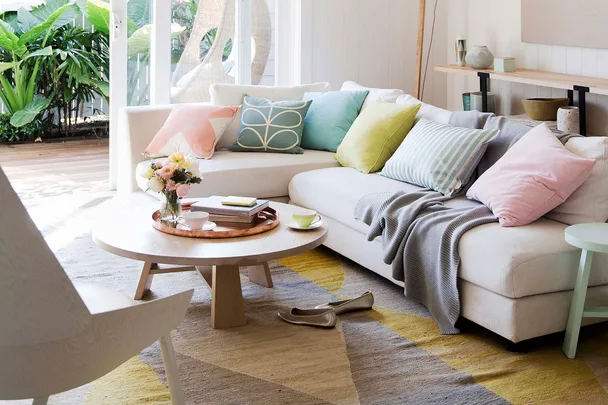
0, 0, 206, 143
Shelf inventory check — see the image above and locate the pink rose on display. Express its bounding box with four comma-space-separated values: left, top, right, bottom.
154, 161, 164, 169
166, 180, 177, 191
176, 183, 191, 198
156, 162, 178, 179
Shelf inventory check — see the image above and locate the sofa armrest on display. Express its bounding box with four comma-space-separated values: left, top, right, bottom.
115, 104, 173, 193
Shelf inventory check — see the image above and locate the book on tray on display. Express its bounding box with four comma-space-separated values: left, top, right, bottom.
208, 213, 256, 224
190, 196, 269, 219
221, 196, 257, 207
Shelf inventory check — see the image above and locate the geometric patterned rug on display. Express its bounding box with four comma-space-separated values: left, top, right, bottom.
6, 194, 608, 405
33, 240, 608, 404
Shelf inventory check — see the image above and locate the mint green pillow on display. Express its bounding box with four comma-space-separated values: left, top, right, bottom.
301, 90, 369, 152
231, 95, 312, 154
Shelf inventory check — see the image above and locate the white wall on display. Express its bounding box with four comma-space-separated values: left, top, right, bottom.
299, 0, 447, 108
446, 0, 608, 135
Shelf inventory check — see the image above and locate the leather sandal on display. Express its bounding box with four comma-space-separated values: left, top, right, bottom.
315, 291, 374, 315
278, 308, 337, 328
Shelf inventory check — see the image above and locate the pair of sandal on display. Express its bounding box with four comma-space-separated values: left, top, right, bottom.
278, 291, 374, 328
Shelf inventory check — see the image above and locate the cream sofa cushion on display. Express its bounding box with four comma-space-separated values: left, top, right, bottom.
396, 94, 452, 124
288, 167, 608, 299
290, 167, 422, 234
138, 150, 338, 199
459, 218, 608, 298
210, 82, 330, 149
289, 168, 477, 235
340, 81, 404, 109
339, 82, 451, 124
545, 136, 608, 225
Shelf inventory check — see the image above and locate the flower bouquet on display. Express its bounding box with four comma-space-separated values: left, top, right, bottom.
138, 152, 202, 222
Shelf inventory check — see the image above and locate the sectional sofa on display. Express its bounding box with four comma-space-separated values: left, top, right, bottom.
117, 82, 608, 344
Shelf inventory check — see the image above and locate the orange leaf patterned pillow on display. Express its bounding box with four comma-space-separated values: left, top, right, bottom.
145, 104, 239, 159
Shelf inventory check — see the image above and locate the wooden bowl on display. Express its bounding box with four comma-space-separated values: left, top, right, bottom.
522, 98, 570, 121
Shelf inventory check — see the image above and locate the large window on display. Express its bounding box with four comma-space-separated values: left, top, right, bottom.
117, 0, 274, 107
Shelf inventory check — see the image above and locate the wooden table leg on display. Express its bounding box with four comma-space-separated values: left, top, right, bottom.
211, 264, 246, 329
135, 262, 158, 300
563, 249, 594, 359
247, 262, 273, 288
196, 265, 213, 288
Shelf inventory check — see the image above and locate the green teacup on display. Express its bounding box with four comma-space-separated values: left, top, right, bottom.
292, 210, 321, 228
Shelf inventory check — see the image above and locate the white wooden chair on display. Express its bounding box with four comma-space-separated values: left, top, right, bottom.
0, 166, 194, 405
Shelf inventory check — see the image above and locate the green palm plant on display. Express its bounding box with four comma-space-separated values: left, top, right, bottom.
35, 25, 109, 136
0, 3, 70, 127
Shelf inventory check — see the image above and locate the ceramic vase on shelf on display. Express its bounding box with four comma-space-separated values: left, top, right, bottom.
455, 36, 467, 67
465, 45, 494, 69
160, 190, 182, 223
557, 106, 580, 134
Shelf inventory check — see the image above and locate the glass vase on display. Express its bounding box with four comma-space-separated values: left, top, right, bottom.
160, 190, 182, 223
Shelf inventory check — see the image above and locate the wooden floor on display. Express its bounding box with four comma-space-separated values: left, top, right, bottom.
0, 138, 109, 200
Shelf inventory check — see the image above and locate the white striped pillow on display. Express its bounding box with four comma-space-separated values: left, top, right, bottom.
381, 119, 499, 196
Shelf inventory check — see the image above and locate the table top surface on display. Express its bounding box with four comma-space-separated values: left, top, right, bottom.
565, 223, 608, 253
93, 195, 328, 266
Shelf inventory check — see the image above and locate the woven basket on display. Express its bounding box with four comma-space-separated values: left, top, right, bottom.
522, 98, 570, 121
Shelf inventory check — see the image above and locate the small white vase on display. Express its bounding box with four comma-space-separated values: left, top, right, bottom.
557, 106, 580, 134
455, 36, 467, 67
465, 45, 494, 69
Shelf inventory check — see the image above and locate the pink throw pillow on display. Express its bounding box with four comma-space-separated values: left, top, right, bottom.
145, 104, 239, 159
467, 123, 595, 227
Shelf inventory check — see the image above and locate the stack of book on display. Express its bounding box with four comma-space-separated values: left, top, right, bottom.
190, 196, 269, 225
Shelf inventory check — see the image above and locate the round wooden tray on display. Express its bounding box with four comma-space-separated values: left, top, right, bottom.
152, 204, 280, 239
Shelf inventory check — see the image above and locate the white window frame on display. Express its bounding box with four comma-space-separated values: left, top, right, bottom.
275, 0, 300, 85
150, 0, 172, 105
109, 0, 127, 189
235, 0, 253, 84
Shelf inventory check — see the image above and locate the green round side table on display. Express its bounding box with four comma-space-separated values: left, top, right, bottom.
563, 223, 608, 359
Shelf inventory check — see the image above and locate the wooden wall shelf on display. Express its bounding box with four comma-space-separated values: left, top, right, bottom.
435, 65, 608, 96
435, 64, 608, 135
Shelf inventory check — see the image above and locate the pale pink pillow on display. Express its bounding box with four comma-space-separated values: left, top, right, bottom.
145, 104, 239, 159
467, 123, 595, 227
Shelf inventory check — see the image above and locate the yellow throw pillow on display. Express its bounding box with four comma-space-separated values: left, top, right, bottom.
335, 101, 421, 173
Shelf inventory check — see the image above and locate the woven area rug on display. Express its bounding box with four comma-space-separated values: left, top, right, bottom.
7, 195, 608, 405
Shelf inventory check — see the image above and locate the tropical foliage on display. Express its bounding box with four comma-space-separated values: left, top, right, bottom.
0, 0, 185, 141
0, 0, 108, 140
0, 3, 71, 128
0, 0, 228, 142
29, 7, 110, 136
0, 112, 42, 142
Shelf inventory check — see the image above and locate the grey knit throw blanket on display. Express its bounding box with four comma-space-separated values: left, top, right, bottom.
354, 190, 497, 334
354, 111, 580, 334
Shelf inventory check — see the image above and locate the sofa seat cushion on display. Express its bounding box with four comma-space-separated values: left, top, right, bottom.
137, 150, 339, 198
289, 167, 608, 299
288, 167, 473, 235
459, 220, 608, 298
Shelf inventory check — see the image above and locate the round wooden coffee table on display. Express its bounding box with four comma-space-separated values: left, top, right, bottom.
93, 194, 328, 329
